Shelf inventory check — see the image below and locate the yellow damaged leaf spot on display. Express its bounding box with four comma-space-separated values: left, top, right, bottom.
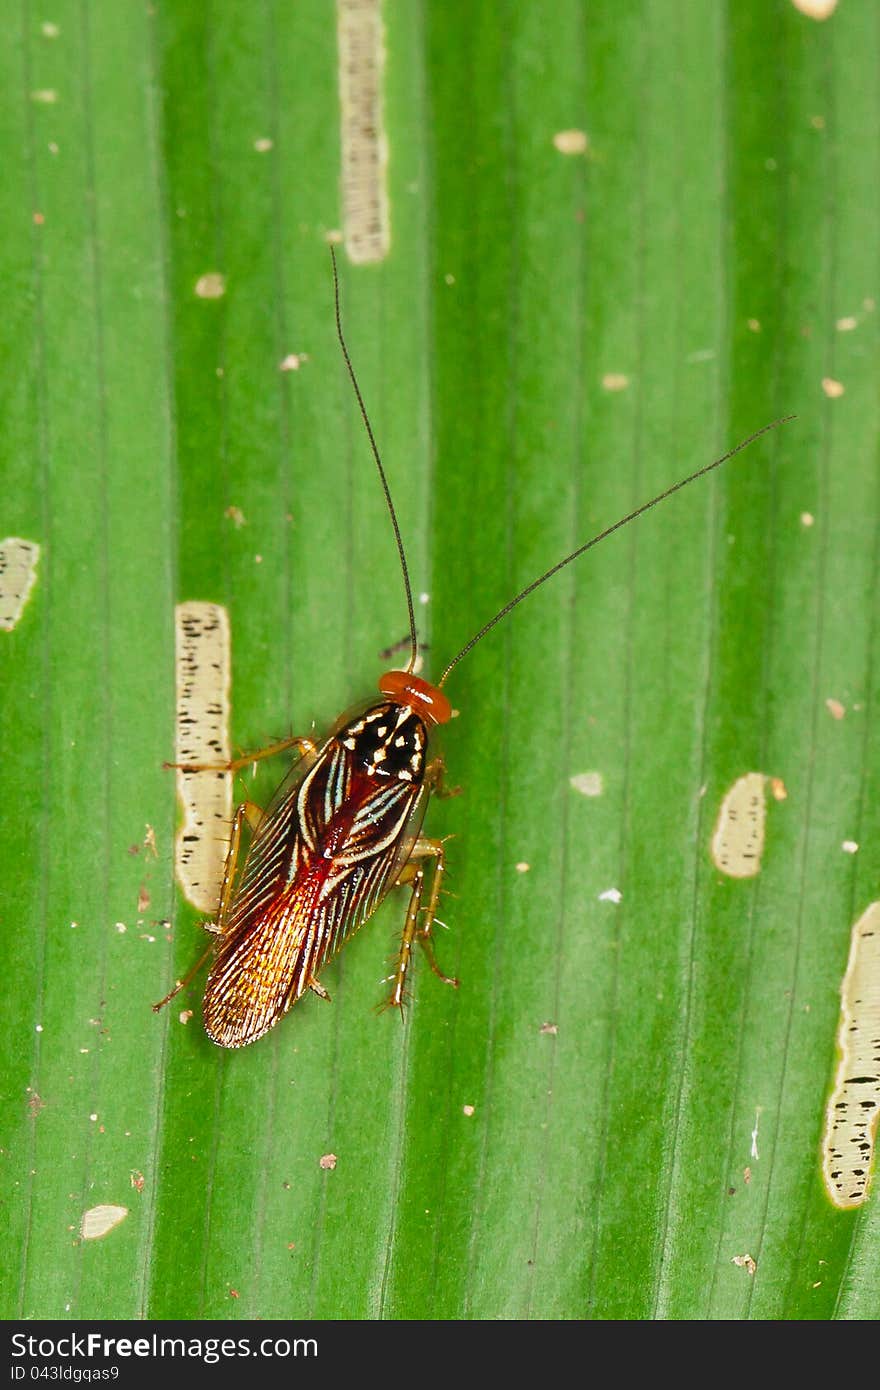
570, 770, 603, 797
338, 0, 389, 264
821, 377, 845, 398
173, 603, 233, 914
553, 129, 589, 155
194, 272, 226, 299
821, 901, 880, 1209
710, 773, 768, 878
81, 1205, 128, 1240
0, 538, 41, 631
601, 373, 630, 392
790, 0, 838, 17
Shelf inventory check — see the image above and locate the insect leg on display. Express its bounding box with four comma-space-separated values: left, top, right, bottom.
382, 838, 459, 1011
424, 755, 462, 800
408, 837, 459, 988
381, 861, 427, 1012
152, 799, 255, 1012
165, 734, 317, 775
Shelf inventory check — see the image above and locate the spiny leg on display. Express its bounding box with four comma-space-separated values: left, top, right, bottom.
382, 837, 458, 1012
152, 798, 257, 1012
381, 862, 425, 1012
165, 734, 317, 775
409, 836, 458, 985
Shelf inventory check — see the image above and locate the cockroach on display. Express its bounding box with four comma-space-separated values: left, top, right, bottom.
155, 249, 792, 1048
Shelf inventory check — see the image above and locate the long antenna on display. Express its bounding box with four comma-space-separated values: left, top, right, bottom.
438, 415, 795, 688
331, 246, 418, 673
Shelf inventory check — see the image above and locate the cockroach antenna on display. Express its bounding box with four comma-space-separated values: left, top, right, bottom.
330, 245, 419, 676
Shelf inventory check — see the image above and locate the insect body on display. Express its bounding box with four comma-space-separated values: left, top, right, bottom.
156, 250, 792, 1047
201, 681, 452, 1047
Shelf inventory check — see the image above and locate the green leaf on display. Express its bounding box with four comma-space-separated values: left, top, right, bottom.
2, 0, 878, 1321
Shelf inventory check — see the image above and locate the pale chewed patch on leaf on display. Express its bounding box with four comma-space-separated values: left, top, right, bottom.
0, 538, 41, 631
81, 1204, 128, 1240
553, 129, 588, 155
710, 773, 768, 878
822, 901, 880, 1209
174, 602, 232, 914
337, 0, 389, 264
194, 271, 226, 299
790, 0, 838, 18
570, 770, 603, 797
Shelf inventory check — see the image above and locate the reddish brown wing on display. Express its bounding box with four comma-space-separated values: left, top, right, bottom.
203, 722, 427, 1047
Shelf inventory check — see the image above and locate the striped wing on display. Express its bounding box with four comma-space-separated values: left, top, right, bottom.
203, 733, 426, 1047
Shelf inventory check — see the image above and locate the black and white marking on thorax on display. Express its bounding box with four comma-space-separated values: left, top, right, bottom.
341, 702, 427, 783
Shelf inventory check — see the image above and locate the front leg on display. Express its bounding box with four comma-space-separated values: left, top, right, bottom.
165, 734, 317, 775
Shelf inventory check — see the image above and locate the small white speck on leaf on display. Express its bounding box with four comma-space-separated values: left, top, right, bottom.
601, 373, 630, 392
800, 511, 815, 527
821, 377, 845, 398
253, 137, 273, 152
598, 888, 622, 905
751, 1108, 761, 1161
825, 697, 845, 720
194, 272, 226, 300
81, 1205, 128, 1240
836, 316, 857, 331
841, 840, 859, 854
570, 771, 603, 797
790, 0, 838, 18
553, 129, 588, 155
